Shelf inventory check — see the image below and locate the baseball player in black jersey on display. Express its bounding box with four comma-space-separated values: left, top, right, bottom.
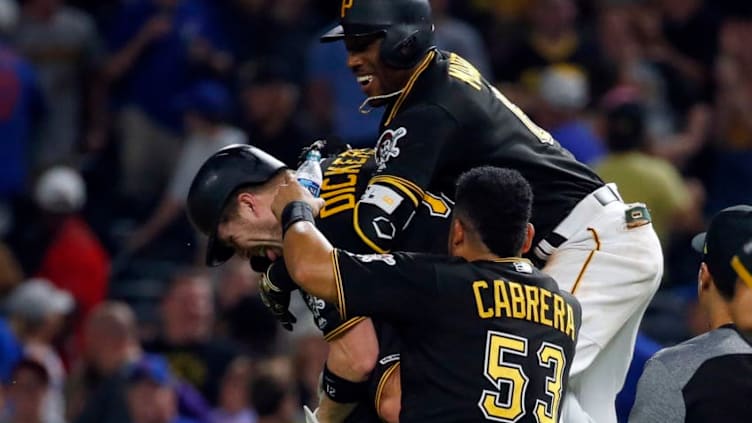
186, 144, 452, 422
320, 1, 663, 421
270, 166, 582, 422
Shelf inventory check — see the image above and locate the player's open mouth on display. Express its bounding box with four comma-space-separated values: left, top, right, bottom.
251, 246, 282, 262
357, 75, 374, 88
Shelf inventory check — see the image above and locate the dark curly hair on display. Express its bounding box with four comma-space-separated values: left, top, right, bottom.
454, 166, 533, 257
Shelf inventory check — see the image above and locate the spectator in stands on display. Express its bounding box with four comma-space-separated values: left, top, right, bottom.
144, 269, 237, 404
29, 166, 109, 337
0, 6, 44, 207
238, 59, 311, 168
1, 358, 51, 423
706, 18, 752, 213
715, 19, 752, 151
126, 80, 247, 253
125, 355, 199, 423
0, 316, 22, 384
430, 0, 491, 78
249, 373, 297, 423
215, 257, 278, 358
595, 101, 703, 245
0, 241, 23, 297
5, 278, 74, 423
209, 356, 257, 423
13, 0, 102, 169
495, 0, 597, 92
73, 302, 142, 423
104, 0, 232, 204
595, 5, 675, 138
536, 64, 605, 165
648, 0, 722, 108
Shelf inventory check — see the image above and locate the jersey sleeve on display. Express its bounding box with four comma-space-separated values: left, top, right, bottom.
629, 357, 685, 423
354, 104, 458, 253
332, 250, 437, 322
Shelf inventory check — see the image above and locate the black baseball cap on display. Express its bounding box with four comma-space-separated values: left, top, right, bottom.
692, 205, 752, 295
732, 238, 752, 289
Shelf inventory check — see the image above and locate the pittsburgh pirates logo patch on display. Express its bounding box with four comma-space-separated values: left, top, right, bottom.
375, 127, 406, 171
350, 252, 397, 266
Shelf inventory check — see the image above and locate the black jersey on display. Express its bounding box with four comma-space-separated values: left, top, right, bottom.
354, 50, 604, 253
285, 147, 452, 339
318, 147, 451, 255
332, 251, 582, 423
283, 148, 452, 422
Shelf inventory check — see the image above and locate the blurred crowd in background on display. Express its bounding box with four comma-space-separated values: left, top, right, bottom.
0, 0, 751, 422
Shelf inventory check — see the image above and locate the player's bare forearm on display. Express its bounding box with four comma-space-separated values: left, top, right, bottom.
328, 318, 378, 380
316, 397, 357, 423
283, 221, 339, 304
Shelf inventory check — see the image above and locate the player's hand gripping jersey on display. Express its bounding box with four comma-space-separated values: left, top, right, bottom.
332, 251, 582, 423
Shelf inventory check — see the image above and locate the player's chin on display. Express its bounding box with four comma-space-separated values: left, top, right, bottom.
362, 80, 382, 99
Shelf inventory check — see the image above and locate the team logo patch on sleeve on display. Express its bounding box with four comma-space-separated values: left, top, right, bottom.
348, 252, 397, 266
361, 184, 404, 214
375, 127, 407, 171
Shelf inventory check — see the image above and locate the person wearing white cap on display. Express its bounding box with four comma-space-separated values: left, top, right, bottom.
5, 278, 75, 423
26, 166, 109, 339
536, 64, 606, 165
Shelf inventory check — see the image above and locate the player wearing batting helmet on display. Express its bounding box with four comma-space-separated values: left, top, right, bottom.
269, 165, 583, 423
304, 0, 664, 422
186, 143, 452, 422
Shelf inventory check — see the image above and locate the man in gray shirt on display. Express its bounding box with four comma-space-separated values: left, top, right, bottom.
630, 205, 752, 423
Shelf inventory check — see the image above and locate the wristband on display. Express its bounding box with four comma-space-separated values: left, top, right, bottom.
265, 260, 298, 292
281, 201, 315, 236
321, 363, 368, 404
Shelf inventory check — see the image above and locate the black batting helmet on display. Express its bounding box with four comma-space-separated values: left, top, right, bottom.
186, 144, 287, 267
321, 0, 435, 69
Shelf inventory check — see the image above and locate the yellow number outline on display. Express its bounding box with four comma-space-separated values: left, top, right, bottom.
479, 332, 566, 423
535, 343, 565, 423
479, 331, 529, 422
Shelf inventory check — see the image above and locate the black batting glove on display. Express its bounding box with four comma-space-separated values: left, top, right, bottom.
258, 261, 299, 331
250, 256, 273, 273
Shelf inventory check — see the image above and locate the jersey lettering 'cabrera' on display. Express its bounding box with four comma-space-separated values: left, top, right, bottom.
332, 252, 582, 423
472, 279, 577, 341
353, 50, 605, 256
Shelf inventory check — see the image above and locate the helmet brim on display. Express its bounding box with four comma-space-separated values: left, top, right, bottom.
320, 25, 345, 43
205, 232, 236, 267
320, 24, 388, 43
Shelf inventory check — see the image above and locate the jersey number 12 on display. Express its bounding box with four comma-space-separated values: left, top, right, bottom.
479, 331, 565, 423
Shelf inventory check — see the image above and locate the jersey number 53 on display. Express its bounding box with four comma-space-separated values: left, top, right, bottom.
479, 331, 565, 423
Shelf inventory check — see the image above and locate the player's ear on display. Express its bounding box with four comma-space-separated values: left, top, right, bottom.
698, 262, 713, 294
520, 223, 535, 255
450, 218, 465, 248
238, 192, 258, 217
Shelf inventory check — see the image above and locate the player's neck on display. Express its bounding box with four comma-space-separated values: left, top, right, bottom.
705, 300, 734, 331
456, 243, 502, 263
